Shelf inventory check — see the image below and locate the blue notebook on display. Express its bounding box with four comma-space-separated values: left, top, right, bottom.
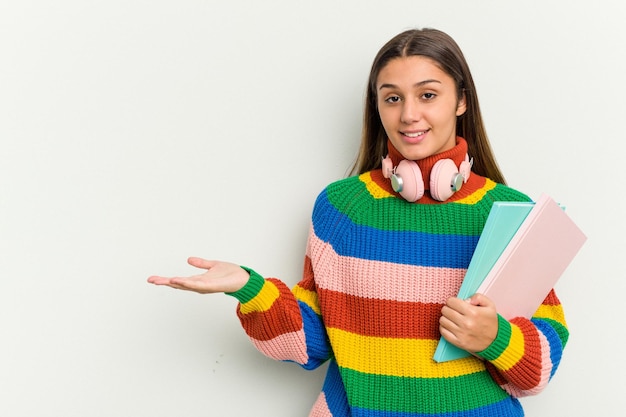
433, 201, 535, 363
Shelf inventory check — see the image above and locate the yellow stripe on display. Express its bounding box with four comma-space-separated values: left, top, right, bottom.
293, 285, 321, 315
360, 172, 498, 203
491, 324, 525, 370
240, 280, 280, 314
455, 179, 497, 204
533, 304, 566, 325
360, 172, 394, 199
327, 328, 484, 378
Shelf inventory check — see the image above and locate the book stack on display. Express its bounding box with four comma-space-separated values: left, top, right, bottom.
433, 194, 587, 363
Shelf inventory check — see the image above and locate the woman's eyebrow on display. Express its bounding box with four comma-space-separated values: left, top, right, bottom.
378, 79, 442, 90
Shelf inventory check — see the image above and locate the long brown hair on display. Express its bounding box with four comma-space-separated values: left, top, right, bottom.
350, 28, 506, 185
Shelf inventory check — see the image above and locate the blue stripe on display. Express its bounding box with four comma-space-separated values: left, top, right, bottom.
322, 361, 352, 416
313, 191, 477, 268
296, 300, 331, 370
351, 397, 524, 417
533, 318, 565, 379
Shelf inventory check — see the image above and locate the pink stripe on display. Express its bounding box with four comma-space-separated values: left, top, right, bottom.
250, 328, 309, 365
307, 231, 465, 303
308, 392, 332, 417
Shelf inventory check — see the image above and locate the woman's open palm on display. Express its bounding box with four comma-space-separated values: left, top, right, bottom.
147, 257, 249, 294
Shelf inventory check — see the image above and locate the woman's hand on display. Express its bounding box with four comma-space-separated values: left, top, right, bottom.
439, 293, 499, 353
147, 257, 250, 294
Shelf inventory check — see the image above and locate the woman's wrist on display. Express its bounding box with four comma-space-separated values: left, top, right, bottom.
225, 266, 264, 302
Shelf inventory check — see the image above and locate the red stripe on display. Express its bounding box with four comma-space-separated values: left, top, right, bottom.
541, 289, 562, 306
319, 287, 441, 339
500, 318, 543, 389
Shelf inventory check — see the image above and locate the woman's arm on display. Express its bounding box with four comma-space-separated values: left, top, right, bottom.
440, 290, 568, 397
147, 254, 332, 370
477, 290, 569, 397
228, 255, 331, 370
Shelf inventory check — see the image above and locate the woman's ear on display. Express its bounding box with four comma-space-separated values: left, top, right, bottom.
456, 92, 467, 116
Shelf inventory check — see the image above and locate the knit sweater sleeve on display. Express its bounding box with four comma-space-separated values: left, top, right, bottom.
226, 251, 331, 371
476, 289, 569, 397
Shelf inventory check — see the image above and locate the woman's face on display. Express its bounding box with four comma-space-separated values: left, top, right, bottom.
376, 56, 466, 161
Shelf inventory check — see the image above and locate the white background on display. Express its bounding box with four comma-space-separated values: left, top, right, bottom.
1, 1, 624, 416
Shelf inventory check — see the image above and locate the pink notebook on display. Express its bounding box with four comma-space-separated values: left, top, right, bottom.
475, 193, 587, 319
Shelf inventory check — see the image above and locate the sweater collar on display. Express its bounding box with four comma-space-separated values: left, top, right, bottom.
386, 137, 469, 191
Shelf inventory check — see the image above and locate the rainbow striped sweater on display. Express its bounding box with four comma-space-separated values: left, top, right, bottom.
228, 141, 569, 416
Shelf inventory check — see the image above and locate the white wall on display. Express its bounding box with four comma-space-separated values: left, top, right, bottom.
1, 1, 623, 415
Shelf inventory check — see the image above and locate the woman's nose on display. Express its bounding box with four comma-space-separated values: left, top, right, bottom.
400, 99, 421, 124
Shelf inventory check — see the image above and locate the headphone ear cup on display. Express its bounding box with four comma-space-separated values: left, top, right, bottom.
459, 159, 471, 183
430, 159, 458, 201
395, 160, 424, 202
382, 156, 394, 179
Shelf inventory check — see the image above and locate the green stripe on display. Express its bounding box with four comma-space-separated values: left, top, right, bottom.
540, 317, 570, 347
325, 176, 527, 235
225, 267, 264, 304
326, 179, 485, 235
478, 314, 512, 361
339, 367, 508, 413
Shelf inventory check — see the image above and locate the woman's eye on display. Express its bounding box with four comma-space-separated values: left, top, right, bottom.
422, 92, 436, 100
385, 96, 401, 104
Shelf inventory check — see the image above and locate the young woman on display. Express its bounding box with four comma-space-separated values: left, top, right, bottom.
148, 28, 568, 417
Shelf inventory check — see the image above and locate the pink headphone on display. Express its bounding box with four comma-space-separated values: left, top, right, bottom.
382, 155, 473, 202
